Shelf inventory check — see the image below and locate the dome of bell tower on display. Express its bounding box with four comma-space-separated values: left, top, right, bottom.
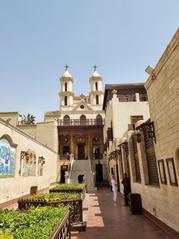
89, 66, 104, 106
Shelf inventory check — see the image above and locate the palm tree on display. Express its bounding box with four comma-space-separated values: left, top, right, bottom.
19, 113, 36, 125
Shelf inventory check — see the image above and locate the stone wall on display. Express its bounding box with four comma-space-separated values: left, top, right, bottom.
0, 119, 58, 205
104, 91, 150, 141
131, 29, 179, 232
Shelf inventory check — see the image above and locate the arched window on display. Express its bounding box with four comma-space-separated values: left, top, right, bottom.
96, 95, 99, 105
80, 115, 86, 125
95, 82, 98, 91
64, 96, 68, 106
65, 83, 68, 91
96, 114, 102, 125
0, 134, 17, 148
63, 115, 70, 125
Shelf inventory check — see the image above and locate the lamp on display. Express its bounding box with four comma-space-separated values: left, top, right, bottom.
123, 142, 128, 153
145, 65, 156, 79
134, 130, 142, 143
145, 65, 154, 75
136, 120, 156, 143
64, 137, 68, 143
117, 145, 121, 155
114, 149, 118, 158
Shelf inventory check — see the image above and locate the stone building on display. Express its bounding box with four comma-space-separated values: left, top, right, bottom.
102, 83, 150, 189
45, 67, 104, 162
103, 29, 179, 234
143, 28, 179, 232
43, 67, 106, 187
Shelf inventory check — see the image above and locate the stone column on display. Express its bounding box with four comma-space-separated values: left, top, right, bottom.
88, 135, 91, 159
136, 93, 140, 102
70, 135, 74, 156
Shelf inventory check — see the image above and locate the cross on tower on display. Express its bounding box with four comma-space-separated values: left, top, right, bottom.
93, 65, 98, 71
64, 65, 69, 71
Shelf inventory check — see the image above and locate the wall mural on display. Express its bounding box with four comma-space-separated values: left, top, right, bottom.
38, 156, 45, 176
0, 138, 16, 177
20, 150, 36, 177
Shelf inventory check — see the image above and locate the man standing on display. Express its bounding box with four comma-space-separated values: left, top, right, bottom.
121, 173, 131, 206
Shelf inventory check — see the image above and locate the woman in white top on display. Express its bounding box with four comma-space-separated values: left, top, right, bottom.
111, 174, 118, 205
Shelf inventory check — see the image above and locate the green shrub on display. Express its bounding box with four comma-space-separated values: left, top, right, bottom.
53, 183, 85, 190
0, 207, 67, 239
0, 230, 14, 239
29, 192, 80, 201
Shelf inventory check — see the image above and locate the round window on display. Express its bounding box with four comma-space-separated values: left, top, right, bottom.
80, 105, 84, 109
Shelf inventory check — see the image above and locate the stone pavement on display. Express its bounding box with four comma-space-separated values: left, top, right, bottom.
71, 188, 171, 239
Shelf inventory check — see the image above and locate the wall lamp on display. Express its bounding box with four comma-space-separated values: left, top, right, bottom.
117, 145, 121, 155
145, 65, 156, 79
134, 130, 142, 143
136, 120, 156, 143
123, 142, 129, 155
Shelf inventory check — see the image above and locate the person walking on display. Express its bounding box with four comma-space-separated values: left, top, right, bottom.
111, 174, 118, 206
121, 173, 131, 206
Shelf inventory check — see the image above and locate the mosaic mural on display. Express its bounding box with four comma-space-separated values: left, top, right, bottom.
0, 138, 16, 177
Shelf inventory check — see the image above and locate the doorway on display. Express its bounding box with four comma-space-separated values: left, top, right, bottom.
78, 143, 85, 159
96, 163, 103, 183
63, 146, 70, 155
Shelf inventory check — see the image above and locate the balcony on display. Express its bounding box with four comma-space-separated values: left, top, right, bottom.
57, 119, 104, 126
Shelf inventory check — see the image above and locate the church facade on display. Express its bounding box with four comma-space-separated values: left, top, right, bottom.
43, 67, 106, 184
45, 67, 104, 161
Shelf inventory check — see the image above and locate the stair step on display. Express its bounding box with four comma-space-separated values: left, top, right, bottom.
69, 160, 96, 191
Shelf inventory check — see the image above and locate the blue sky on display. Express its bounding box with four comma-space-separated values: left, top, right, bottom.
0, 0, 179, 121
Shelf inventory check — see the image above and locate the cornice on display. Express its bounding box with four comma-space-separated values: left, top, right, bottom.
59, 92, 74, 97
89, 91, 104, 96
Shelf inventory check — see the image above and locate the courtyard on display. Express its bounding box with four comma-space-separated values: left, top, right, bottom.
72, 188, 171, 239
0, 1, 179, 238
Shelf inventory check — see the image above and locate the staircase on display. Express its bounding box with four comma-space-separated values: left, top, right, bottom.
69, 159, 96, 192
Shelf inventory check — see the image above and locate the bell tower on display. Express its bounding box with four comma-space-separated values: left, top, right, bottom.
89, 66, 104, 107
59, 65, 74, 110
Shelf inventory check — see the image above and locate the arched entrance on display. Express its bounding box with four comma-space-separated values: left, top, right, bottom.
77, 137, 85, 160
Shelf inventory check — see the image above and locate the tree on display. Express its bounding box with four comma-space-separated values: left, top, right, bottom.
19, 113, 36, 125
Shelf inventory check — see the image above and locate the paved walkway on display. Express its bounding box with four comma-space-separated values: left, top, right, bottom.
72, 188, 171, 239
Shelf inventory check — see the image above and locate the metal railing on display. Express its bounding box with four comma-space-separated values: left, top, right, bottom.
68, 154, 74, 183
18, 198, 83, 224
57, 119, 104, 126
50, 211, 71, 239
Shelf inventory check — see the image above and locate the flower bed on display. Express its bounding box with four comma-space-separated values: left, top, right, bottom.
18, 193, 83, 224
0, 207, 70, 239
